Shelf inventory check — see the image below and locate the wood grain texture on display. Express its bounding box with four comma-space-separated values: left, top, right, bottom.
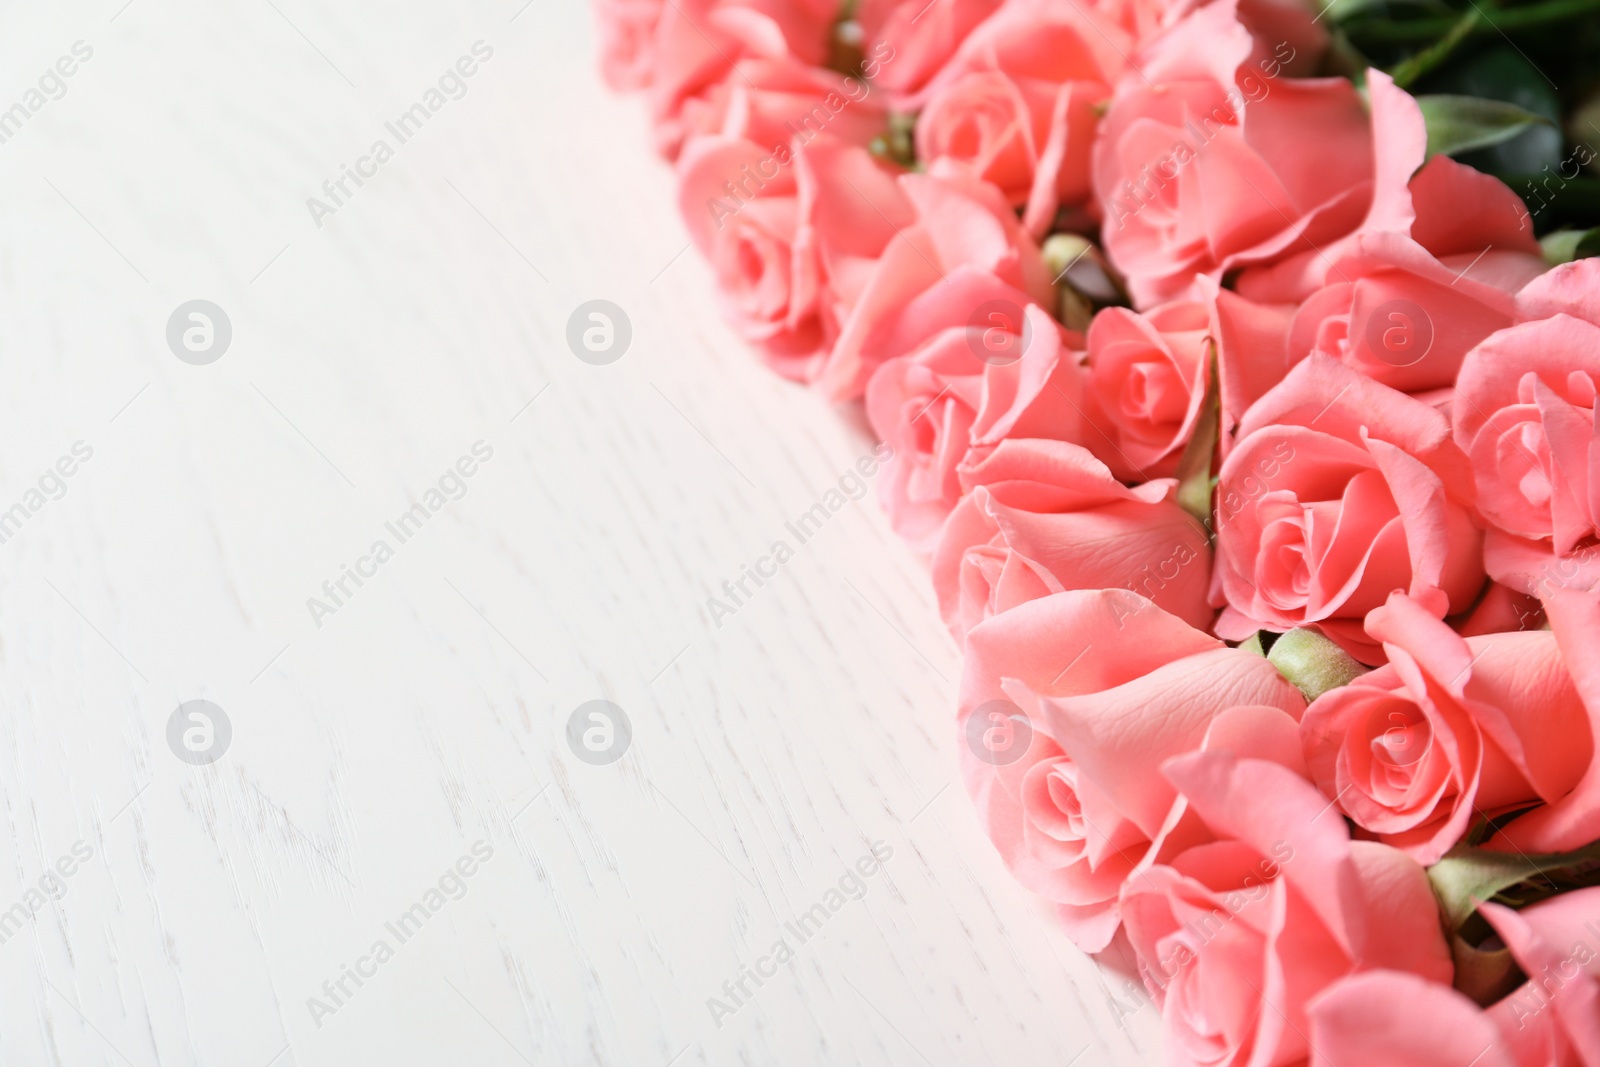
0, 1, 1162, 1063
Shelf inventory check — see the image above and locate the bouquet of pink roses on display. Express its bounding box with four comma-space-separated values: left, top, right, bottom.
595, 0, 1600, 1059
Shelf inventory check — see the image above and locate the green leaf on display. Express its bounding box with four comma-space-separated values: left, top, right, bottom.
1420, 46, 1562, 175
1428, 838, 1600, 932
1173, 343, 1219, 527
1541, 227, 1600, 264
1416, 94, 1553, 159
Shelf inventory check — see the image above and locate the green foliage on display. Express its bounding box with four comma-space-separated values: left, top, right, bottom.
1416, 93, 1553, 157
1421, 46, 1563, 175
1338, 0, 1600, 232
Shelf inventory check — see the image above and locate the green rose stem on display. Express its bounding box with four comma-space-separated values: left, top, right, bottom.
1264, 628, 1369, 702
1428, 838, 1600, 1003
1388, 9, 1481, 89
1350, 0, 1600, 42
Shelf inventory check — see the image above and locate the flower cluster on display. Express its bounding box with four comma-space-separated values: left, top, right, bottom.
596, 0, 1600, 1060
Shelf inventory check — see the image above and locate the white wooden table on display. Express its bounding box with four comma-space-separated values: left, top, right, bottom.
0, 1, 1161, 1063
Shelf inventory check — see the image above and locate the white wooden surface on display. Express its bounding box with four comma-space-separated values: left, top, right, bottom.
0, 2, 1161, 1063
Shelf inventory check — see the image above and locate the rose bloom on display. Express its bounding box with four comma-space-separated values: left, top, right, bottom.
1479, 571, 1600, 855
912, 0, 1127, 234
643, 0, 838, 156
1091, 0, 1374, 307
1454, 259, 1600, 587
1085, 303, 1209, 480
1285, 231, 1543, 396
1479, 889, 1600, 1061
959, 589, 1304, 950
817, 163, 1055, 399
1308, 972, 1513, 1067
854, 0, 1004, 104
1084, 281, 1295, 480
1519, 253, 1600, 323
677, 133, 910, 381
1309, 888, 1600, 1067
675, 57, 888, 155
1212, 354, 1484, 663
1085, 0, 1329, 59
1455, 579, 1545, 636
1121, 750, 1453, 1067
1236, 71, 1542, 304
865, 298, 1091, 552
931, 437, 1212, 638
594, 0, 666, 91
1300, 591, 1591, 864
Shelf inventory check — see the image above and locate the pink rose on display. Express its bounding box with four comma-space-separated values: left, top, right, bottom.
866, 298, 1091, 552
1308, 971, 1515, 1067
1480, 889, 1600, 1059
1285, 232, 1534, 395
854, 0, 1004, 103
1300, 591, 1591, 864
818, 164, 1055, 399
1091, 0, 1375, 307
1311, 888, 1600, 1066
1483, 577, 1600, 854
959, 589, 1304, 949
1236, 73, 1542, 304
1518, 253, 1600, 324
1455, 579, 1544, 636
1080, 0, 1186, 47
932, 438, 1212, 638
644, 0, 838, 156
1454, 259, 1600, 573
1084, 283, 1295, 480
912, 0, 1127, 234
1121, 751, 1453, 1067
1089, 0, 1327, 60
594, 0, 666, 91
1084, 302, 1209, 480
677, 134, 910, 381
675, 57, 887, 155
1212, 354, 1484, 662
